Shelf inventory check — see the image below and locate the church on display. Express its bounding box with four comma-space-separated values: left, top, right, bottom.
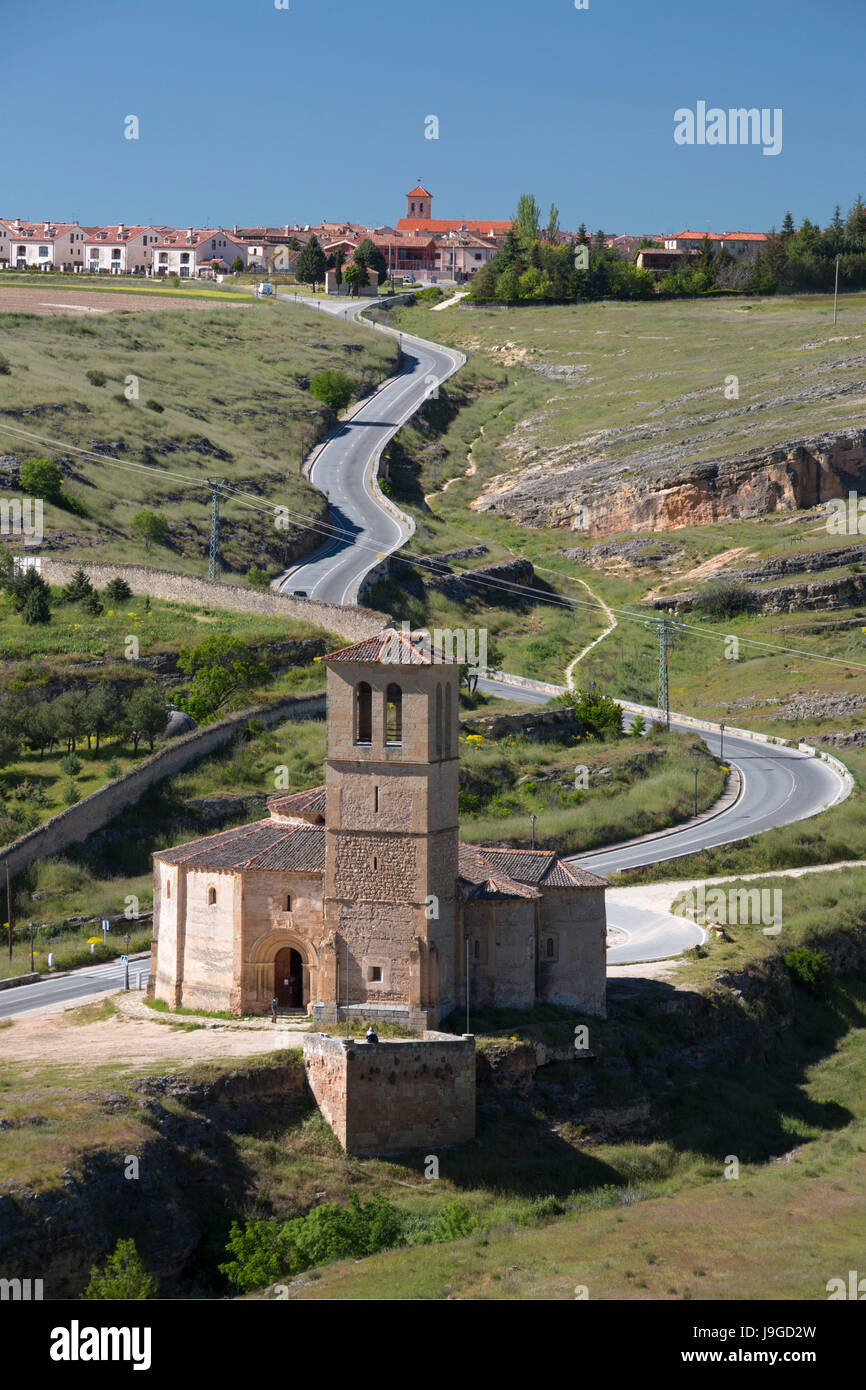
150, 628, 608, 1029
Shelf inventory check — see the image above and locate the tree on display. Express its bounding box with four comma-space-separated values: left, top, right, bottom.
354, 237, 388, 285
210, 259, 220, 274
545, 203, 560, 243
84, 685, 123, 753
176, 635, 272, 723
104, 576, 133, 603
780, 210, 796, 240
130, 509, 169, 551
294, 234, 327, 289
246, 566, 270, 590
61, 567, 94, 604
514, 193, 541, 247
342, 262, 368, 297
550, 687, 623, 739
309, 368, 354, 413
231, 255, 244, 273
124, 683, 168, 752
18, 457, 63, 504
82, 1238, 157, 1301
333, 246, 345, 288
494, 266, 521, 301
16, 569, 51, 625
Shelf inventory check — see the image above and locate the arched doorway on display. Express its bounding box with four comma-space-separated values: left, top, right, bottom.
274, 947, 303, 1008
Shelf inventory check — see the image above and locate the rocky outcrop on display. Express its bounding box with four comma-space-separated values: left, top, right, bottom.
473, 427, 866, 536
428, 557, 536, 606
648, 572, 866, 614
727, 543, 866, 582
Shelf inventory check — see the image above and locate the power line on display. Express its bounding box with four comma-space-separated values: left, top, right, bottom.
3, 418, 866, 675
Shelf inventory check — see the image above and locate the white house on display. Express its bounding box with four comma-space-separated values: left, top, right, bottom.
83, 225, 171, 275
150, 228, 250, 277
0, 219, 94, 271
663, 230, 768, 261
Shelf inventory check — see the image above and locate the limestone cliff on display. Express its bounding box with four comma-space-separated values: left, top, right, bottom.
472, 427, 866, 536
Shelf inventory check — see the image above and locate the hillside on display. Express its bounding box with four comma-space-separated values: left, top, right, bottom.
0, 296, 399, 575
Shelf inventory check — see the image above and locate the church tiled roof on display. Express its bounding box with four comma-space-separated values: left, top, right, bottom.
267, 785, 326, 822
155, 810, 605, 890
323, 628, 457, 666
155, 820, 326, 873
463, 846, 607, 890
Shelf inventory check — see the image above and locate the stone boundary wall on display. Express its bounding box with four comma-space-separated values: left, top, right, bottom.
0, 691, 325, 879
33, 559, 389, 644
303, 1031, 476, 1157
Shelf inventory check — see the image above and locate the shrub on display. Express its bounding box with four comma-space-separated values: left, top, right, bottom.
0, 352, 11, 376
21, 584, 51, 625
692, 580, 759, 621
18, 457, 63, 504
62, 779, 79, 805
61, 568, 94, 603
104, 577, 133, 602
145, 399, 164, 413
106, 759, 122, 779
245, 566, 271, 590
784, 946, 832, 996
309, 369, 354, 414
85, 369, 107, 387
60, 752, 82, 777
82, 1237, 158, 1300
83, 591, 104, 616
130, 509, 169, 550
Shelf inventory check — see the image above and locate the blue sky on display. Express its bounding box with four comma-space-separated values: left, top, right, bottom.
2, 0, 863, 234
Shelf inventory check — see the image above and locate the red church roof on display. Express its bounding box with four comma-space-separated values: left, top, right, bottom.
407, 185, 432, 198
397, 217, 513, 236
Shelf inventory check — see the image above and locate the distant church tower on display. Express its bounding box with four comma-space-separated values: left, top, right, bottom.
406, 182, 432, 219
316, 628, 459, 1029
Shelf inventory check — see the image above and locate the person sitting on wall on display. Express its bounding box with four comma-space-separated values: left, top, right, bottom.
365, 1024, 379, 1043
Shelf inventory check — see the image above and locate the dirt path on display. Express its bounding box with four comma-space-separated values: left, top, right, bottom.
644, 545, 752, 602
424, 426, 483, 508
564, 578, 618, 688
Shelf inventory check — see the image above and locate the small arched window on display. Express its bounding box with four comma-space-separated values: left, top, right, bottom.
355, 681, 372, 744
385, 683, 402, 745
285, 895, 292, 912
546, 937, 555, 958
208, 886, 217, 906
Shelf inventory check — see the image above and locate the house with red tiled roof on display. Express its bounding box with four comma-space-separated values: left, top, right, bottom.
150, 627, 607, 1025
1, 218, 97, 271
663, 230, 768, 261
83, 225, 173, 275
150, 227, 250, 277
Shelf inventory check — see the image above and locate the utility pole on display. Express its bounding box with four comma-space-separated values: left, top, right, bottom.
646, 618, 673, 728
833, 253, 841, 325
693, 766, 699, 818
719, 722, 725, 763
530, 813, 537, 850
124, 932, 130, 991
465, 934, 470, 1036
207, 478, 227, 581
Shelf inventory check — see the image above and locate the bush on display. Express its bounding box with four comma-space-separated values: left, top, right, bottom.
104, 576, 133, 602
62, 779, 79, 805
0, 352, 11, 376
60, 752, 82, 777
784, 946, 832, 996
85, 369, 107, 387
21, 584, 51, 625
145, 399, 164, 413
82, 1238, 158, 1300
309, 369, 354, 414
692, 580, 759, 621
61, 568, 94, 603
83, 591, 104, 616
18, 457, 63, 504
130, 509, 169, 550
106, 759, 122, 779
245, 566, 271, 590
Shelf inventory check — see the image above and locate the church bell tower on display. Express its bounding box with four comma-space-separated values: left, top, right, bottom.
316, 627, 459, 1030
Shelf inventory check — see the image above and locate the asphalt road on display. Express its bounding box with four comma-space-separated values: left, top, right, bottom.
276, 294, 463, 606
0, 955, 150, 1019
477, 676, 844, 875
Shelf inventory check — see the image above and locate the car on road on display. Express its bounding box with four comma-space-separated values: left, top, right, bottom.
256, 281, 274, 297
289, 589, 308, 598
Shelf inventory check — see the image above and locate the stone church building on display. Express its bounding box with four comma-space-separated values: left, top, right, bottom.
150, 629, 608, 1029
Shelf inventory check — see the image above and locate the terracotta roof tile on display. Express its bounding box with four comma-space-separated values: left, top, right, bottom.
323, 628, 458, 666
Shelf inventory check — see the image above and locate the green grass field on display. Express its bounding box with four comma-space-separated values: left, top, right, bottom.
0, 298, 398, 576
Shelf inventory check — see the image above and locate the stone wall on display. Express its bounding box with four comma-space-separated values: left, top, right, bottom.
302, 1032, 476, 1156
0, 691, 325, 879
35, 559, 389, 643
